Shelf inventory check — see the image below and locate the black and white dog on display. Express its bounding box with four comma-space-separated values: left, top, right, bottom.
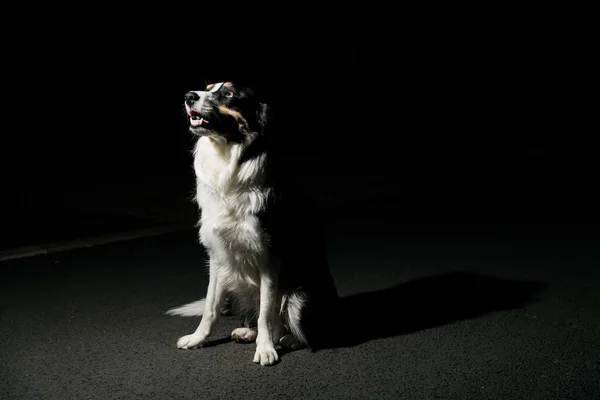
167, 81, 338, 365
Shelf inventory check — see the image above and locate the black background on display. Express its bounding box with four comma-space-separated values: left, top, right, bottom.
2, 12, 596, 243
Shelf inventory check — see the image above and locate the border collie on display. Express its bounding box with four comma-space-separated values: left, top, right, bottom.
166, 81, 338, 365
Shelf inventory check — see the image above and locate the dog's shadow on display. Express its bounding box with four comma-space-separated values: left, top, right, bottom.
313, 271, 546, 351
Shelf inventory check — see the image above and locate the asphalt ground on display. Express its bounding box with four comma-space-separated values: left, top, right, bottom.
1, 204, 599, 399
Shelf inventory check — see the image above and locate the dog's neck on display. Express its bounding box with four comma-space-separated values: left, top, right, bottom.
193, 136, 267, 194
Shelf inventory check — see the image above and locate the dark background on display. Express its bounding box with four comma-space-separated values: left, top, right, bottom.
1, 15, 596, 249
2, 13, 599, 400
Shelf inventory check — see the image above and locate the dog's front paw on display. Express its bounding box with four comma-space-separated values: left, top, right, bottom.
176, 334, 206, 349
253, 343, 279, 366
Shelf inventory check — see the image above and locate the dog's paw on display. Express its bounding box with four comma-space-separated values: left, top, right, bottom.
176, 334, 205, 349
231, 327, 257, 343
253, 343, 279, 366
279, 334, 300, 350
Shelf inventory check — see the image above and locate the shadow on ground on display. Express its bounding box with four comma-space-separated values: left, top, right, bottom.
315, 271, 546, 350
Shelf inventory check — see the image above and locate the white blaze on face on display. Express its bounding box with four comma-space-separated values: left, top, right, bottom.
199, 82, 223, 111
208, 82, 224, 92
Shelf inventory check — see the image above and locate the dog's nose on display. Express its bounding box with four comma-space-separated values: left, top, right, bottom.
185, 92, 200, 104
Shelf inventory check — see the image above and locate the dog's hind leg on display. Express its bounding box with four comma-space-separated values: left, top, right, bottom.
231, 327, 257, 343
220, 295, 234, 316
279, 334, 301, 350
176, 259, 227, 349
231, 305, 259, 343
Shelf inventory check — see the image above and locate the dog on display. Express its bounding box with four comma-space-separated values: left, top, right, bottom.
166, 81, 339, 365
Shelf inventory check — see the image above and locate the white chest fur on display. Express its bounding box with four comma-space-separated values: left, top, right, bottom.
193, 137, 270, 284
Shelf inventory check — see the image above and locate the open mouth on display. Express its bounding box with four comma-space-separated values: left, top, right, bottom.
189, 110, 210, 127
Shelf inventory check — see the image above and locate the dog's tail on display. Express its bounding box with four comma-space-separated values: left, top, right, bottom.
165, 298, 206, 317
285, 293, 310, 348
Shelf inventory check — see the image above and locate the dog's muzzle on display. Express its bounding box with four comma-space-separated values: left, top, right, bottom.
185, 82, 225, 127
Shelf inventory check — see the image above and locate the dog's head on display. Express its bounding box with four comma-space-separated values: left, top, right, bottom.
184, 82, 269, 142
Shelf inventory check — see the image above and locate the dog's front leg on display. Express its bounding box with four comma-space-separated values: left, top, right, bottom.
253, 262, 281, 366
177, 259, 226, 349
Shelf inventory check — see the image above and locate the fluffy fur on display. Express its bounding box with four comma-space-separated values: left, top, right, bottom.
166, 81, 338, 365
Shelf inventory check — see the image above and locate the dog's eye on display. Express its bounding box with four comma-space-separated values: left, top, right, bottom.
225, 92, 234, 98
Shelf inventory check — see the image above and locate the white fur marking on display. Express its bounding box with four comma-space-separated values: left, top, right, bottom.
194, 136, 270, 294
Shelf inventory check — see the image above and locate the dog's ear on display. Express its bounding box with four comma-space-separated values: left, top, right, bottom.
257, 102, 271, 135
